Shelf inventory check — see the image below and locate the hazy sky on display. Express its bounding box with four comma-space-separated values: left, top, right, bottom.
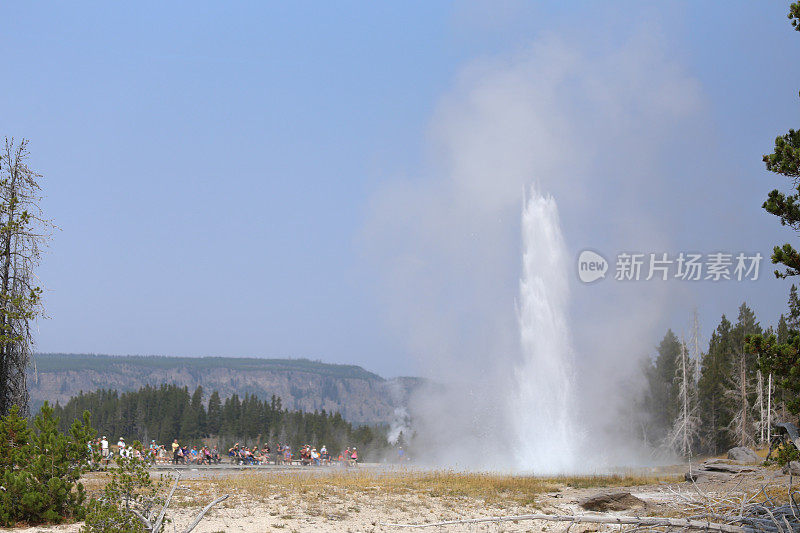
3, 2, 799, 377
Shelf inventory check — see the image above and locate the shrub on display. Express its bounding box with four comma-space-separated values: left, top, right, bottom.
773, 441, 800, 466
82, 454, 167, 533
0, 402, 94, 526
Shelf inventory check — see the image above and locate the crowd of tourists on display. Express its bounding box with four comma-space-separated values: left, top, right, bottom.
87, 435, 221, 465
225, 442, 359, 466
88, 435, 361, 467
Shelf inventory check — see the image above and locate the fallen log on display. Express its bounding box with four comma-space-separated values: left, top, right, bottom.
381, 513, 751, 532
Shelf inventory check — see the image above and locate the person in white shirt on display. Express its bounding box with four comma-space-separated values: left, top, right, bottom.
101, 436, 109, 458
117, 437, 126, 458
320, 445, 328, 464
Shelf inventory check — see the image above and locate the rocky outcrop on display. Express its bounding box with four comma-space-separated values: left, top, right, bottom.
700, 459, 756, 473
727, 447, 760, 464
580, 492, 646, 512
687, 458, 759, 482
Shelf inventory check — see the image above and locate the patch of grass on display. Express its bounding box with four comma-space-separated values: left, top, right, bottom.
158, 469, 681, 512
557, 473, 681, 489
755, 447, 770, 459
213, 469, 558, 506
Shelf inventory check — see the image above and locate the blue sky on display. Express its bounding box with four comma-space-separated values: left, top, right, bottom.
2, 2, 799, 377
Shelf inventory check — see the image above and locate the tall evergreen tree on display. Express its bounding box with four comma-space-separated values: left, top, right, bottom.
726, 303, 762, 447
190, 386, 206, 437
760, 2, 800, 277
750, 6, 800, 430
206, 391, 222, 435
179, 406, 199, 441
698, 315, 734, 454
644, 330, 682, 443
788, 285, 800, 330
777, 314, 790, 344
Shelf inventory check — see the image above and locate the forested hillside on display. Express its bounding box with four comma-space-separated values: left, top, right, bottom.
29, 354, 423, 424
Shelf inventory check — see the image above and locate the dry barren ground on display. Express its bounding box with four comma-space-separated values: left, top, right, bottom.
5, 462, 796, 532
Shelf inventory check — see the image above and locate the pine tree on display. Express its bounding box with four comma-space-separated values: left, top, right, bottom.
725, 303, 762, 446
179, 404, 199, 441
777, 314, 790, 344
727, 348, 757, 447
789, 285, 800, 330
207, 391, 222, 435
760, 3, 800, 277
747, 285, 800, 422
0, 403, 93, 525
725, 303, 762, 448
190, 386, 206, 437
649, 330, 682, 438
698, 315, 734, 454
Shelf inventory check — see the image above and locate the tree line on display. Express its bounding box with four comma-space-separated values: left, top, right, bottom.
641, 290, 799, 457
50, 384, 390, 460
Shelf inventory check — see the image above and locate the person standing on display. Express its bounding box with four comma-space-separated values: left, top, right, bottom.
172, 439, 180, 465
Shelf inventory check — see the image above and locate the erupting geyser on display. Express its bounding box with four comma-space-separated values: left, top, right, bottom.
511, 188, 579, 473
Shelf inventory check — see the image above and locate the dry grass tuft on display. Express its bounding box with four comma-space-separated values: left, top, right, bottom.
210, 469, 554, 506
205, 469, 678, 507
80, 467, 681, 516
557, 473, 682, 489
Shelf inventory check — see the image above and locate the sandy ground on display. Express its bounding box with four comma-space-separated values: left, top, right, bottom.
5, 462, 794, 533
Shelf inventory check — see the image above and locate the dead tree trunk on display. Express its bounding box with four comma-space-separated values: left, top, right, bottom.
727, 350, 755, 449
0, 138, 51, 417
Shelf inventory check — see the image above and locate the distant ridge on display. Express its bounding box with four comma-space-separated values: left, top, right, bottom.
28, 353, 423, 425
33, 353, 384, 381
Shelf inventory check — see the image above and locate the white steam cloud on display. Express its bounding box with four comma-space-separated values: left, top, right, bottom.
365, 28, 710, 471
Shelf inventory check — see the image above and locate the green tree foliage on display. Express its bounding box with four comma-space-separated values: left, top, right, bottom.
762, 3, 800, 277
732, 303, 762, 351
728, 304, 763, 447
206, 390, 221, 435
0, 403, 94, 526
698, 315, 734, 454
788, 285, 800, 330
777, 314, 790, 344
791, 2, 800, 30
82, 455, 166, 533
643, 302, 771, 455
748, 331, 800, 415
643, 330, 682, 441
746, 282, 800, 420
51, 386, 388, 460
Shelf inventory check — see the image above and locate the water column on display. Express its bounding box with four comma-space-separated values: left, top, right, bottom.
512, 188, 579, 473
